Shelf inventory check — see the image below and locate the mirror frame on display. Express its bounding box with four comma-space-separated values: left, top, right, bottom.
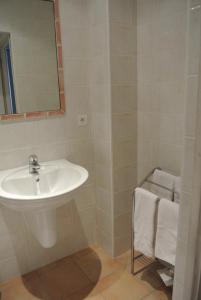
0, 0, 65, 121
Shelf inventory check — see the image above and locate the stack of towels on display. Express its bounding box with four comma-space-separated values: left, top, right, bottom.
134, 169, 180, 266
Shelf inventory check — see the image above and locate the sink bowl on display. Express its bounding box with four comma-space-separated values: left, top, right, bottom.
0, 159, 88, 248
0, 159, 88, 211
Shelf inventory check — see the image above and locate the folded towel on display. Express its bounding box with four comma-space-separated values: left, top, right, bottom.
134, 187, 159, 258
150, 169, 175, 201
155, 198, 179, 266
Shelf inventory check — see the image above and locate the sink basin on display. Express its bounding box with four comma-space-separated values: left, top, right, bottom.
0, 159, 88, 210
0, 159, 88, 248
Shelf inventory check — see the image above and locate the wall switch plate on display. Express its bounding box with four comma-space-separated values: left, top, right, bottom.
78, 114, 88, 126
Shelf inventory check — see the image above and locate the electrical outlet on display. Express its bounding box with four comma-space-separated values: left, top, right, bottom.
78, 114, 88, 126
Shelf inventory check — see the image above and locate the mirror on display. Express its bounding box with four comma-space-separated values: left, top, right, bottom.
0, 0, 65, 120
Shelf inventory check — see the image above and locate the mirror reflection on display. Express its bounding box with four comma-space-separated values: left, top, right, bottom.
0, 0, 61, 116
0, 32, 16, 114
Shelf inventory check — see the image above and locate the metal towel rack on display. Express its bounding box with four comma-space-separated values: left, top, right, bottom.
131, 167, 175, 276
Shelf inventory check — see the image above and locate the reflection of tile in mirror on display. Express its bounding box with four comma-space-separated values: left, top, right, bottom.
0, 0, 61, 115
0, 32, 16, 115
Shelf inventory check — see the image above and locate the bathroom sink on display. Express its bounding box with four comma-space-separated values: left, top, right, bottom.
0, 159, 88, 211
0, 159, 88, 248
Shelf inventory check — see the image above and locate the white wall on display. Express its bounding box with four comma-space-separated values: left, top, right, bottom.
0, 0, 96, 282
109, 0, 137, 256
89, 0, 114, 255
137, 0, 187, 181
173, 0, 201, 299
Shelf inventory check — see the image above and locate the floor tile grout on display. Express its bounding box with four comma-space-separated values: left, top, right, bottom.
0, 246, 172, 300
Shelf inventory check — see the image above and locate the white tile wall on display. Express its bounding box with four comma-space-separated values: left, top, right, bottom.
109, 0, 137, 256
0, 0, 96, 282
137, 0, 187, 181
173, 1, 201, 299
0, 4, 199, 298
89, 0, 114, 255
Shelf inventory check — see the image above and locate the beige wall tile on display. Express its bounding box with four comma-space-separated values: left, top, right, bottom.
95, 165, 112, 191
109, 0, 134, 25
110, 24, 136, 56
185, 76, 199, 137
97, 209, 113, 236
63, 59, 90, 85
113, 165, 137, 193
112, 113, 137, 142
96, 187, 112, 214
111, 85, 137, 114
114, 190, 133, 217
114, 235, 131, 257
89, 0, 107, 26
111, 56, 137, 85
114, 212, 131, 238
188, 6, 201, 75
113, 140, 137, 169
0, 0, 98, 281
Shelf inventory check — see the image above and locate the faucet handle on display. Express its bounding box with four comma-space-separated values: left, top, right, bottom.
29, 154, 39, 164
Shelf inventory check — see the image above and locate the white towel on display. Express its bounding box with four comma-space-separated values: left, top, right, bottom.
134, 187, 159, 258
151, 169, 175, 200
155, 198, 179, 266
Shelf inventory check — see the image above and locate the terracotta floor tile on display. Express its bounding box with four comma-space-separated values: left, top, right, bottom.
37, 260, 91, 299
63, 284, 105, 300
37, 255, 73, 275
142, 288, 172, 300
0, 273, 48, 300
116, 250, 141, 267
72, 245, 100, 260
73, 246, 112, 264
125, 253, 164, 290
97, 269, 154, 300
0, 246, 172, 300
73, 247, 123, 282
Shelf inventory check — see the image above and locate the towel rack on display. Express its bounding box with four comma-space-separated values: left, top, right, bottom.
131, 167, 175, 276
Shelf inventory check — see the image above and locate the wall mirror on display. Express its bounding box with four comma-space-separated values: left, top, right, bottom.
0, 0, 65, 121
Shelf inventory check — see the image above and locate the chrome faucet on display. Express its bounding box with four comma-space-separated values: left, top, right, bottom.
29, 154, 40, 176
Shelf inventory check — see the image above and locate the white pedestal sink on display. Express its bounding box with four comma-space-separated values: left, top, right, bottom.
0, 159, 88, 247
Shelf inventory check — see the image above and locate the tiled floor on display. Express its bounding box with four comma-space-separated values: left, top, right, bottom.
0, 245, 172, 300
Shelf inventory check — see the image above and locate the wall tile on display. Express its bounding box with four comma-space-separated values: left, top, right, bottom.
188, 6, 201, 75
114, 212, 131, 238
90, 84, 109, 114
114, 189, 133, 217
94, 139, 111, 166
111, 56, 137, 85
96, 187, 112, 214
114, 235, 131, 257
60, 0, 90, 28
113, 165, 137, 193
93, 113, 110, 139
62, 27, 90, 58
109, 0, 134, 25
112, 113, 137, 142
185, 76, 199, 137
63, 59, 90, 85
89, 0, 107, 26
90, 56, 109, 84
97, 208, 112, 236
95, 164, 112, 191
111, 85, 137, 113
182, 137, 196, 192
113, 140, 137, 169
110, 24, 136, 56
0, 0, 97, 281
